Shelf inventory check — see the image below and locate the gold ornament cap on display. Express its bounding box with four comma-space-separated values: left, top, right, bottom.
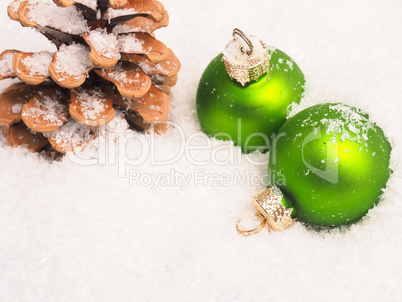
252, 186, 295, 232
223, 28, 270, 86
236, 186, 296, 236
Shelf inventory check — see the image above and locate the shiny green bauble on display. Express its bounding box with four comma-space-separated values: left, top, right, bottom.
196, 49, 305, 153
269, 103, 392, 227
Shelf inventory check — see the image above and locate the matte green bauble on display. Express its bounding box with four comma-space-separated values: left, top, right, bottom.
196, 30, 305, 153
268, 103, 392, 227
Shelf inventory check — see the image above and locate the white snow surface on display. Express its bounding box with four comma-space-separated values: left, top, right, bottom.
1, 0, 402, 301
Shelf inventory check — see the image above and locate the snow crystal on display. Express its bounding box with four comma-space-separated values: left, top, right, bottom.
136, 59, 169, 75
0, 52, 14, 76
113, 22, 152, 35
81, 100, 106, 121
11, 103, 23, 114
362, 133, 369, 141
149, 74, 166, 84
148, 104, 161, 111
104, 7, 140, 22
75, 0, 97, 11
104, 63, 140, 84
347, 123, 360, 134
327, 103, 375, 144
21, 51, 52, 77
313, 104, 374, 144
96, 9, 101, 20
54, 43, 93, 79
118, 34, 145, 53
118, 95, 132, 108
74, 88, 107, 120
26, 1, 88, 35
136, 61, 155, 74
87, 28, 120, 60
22, 90, 68, 126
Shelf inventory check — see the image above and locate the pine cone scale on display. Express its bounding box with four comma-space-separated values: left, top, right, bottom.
0, 82, 50, 126
0, 50, 19, 80
21, 88, 69, 133
6, 121, 49, 152
114, 85, 169, 123
69, 86, 115, 126
13, 52, 53, 85
94, 62, 152, 99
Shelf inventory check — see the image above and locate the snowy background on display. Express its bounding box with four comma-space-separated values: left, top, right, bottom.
1, 0, 402, 301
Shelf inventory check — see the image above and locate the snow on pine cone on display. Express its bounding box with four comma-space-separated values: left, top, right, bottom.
0, 0, 180, 154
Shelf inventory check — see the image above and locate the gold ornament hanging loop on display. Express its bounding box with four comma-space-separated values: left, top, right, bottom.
236, 213, 267, 236
233, 28, 254, 55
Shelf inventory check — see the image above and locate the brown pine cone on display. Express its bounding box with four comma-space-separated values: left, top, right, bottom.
0, 0, 180, 154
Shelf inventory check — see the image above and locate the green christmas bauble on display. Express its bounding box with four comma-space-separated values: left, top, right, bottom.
196, 30, 305, 153
268, 103, 392, 227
